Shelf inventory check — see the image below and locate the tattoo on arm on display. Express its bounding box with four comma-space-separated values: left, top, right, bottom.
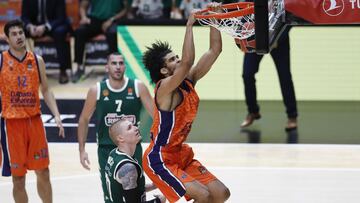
117, 163, 138, 190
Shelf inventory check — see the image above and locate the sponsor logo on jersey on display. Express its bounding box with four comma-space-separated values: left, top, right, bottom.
104, 113, 123, 126
104, 114, 136, 126
27, 61, 32, 70
8, 60, 13, 70
107, 156, 114, 167
323, 0, 344, 16
10, 91, 37, 107
128, 87, 133, 95
103, 89, 109, 97
197, 165, 208, 174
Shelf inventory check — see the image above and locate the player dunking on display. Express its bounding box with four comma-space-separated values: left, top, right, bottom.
142, 4, 230, 203
0, 19, 64, 203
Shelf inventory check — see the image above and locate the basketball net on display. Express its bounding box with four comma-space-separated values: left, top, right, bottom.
195, 3, 255, 40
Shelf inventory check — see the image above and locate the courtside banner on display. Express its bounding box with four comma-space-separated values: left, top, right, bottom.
40, 99, 97, 143
285, 0, 360, 24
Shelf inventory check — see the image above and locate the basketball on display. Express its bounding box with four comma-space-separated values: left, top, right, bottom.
234, 34, 256, 53
238, 21, 255, 38
243, 22, 255, 31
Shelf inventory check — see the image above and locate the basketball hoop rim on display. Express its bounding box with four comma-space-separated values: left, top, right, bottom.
194, 2, 254, 19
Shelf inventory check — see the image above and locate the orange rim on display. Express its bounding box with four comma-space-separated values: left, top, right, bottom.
194, 2, 254, 19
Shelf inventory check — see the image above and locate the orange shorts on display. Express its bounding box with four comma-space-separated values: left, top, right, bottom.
5, 115, 49, 176
143, 144, 216, 203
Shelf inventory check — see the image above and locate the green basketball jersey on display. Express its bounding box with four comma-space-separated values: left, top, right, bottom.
105, 148, 145, 203
95, 78, 142, 146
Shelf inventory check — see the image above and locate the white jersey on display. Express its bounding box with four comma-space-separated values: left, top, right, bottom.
180, 0, 211, 18
132, 0, 164, 19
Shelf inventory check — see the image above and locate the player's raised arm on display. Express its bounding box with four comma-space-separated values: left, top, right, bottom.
157, 12, 197, 96
188, 3, 223, 85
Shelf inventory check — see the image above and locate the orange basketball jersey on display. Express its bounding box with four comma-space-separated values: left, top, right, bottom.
150, 79, 199, 150
143, 79, 205, 202
0, 51, 41, 119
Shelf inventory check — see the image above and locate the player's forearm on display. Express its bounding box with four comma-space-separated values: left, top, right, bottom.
43, 90, 61, 119
77, 118, 89, 151
209, 26, 222, 56
181, 24, 195, 68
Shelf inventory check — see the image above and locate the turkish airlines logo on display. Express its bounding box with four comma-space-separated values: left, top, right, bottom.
323, 0, 345, 16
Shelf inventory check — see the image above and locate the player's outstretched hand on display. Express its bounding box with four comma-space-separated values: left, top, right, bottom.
207, 2, 223, 13
187, 10, 198, 26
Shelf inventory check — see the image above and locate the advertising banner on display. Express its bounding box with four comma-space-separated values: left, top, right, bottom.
285, 0, 360, 24
40, 99, 97, 142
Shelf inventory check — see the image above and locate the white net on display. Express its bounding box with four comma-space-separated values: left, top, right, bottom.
196, 1, 285, 41
196, 7, 255, 40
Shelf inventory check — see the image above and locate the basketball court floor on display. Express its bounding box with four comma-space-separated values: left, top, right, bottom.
1, 143, 360, 203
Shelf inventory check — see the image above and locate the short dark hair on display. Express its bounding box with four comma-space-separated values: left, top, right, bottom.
4, 19, 25, 37
107, 52, 123, 62
142, 41, 172, 84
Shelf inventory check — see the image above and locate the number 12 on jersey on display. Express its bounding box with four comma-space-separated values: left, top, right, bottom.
17, 76, 27, 87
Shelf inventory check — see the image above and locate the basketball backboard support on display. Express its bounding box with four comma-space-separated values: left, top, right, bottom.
254, 0, 287, 54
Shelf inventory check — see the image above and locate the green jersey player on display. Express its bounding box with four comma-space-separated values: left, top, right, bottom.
105, 119, 165, 203
77, 52, 153, 202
